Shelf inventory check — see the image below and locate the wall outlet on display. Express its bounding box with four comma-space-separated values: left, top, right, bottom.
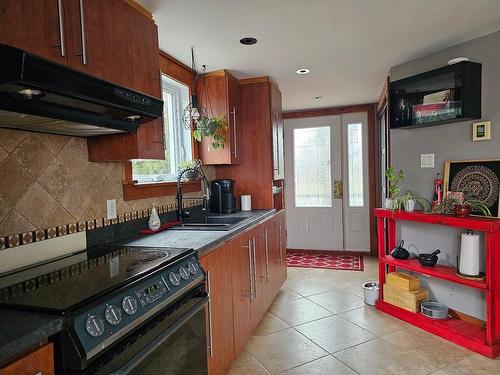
106, 199, 117, 220
420, 153, 435, 168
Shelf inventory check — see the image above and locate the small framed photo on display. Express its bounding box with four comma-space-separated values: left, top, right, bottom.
472, 121, 491, 141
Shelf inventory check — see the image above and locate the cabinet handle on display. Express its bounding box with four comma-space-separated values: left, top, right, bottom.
277, 221, 283, 264
244, 241, 254, 301
55, 0, 66, 57
231, 106, 237, 159
77, 0, 87, 65
263, 229, 269, 282
34, 372, 42, 375
252, 237, 257, 299
206, 270, 213, 358
275, 115, 280, 175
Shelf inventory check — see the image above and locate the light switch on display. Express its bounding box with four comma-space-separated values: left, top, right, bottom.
107, 199, 117, 219
421, 154, 435, 168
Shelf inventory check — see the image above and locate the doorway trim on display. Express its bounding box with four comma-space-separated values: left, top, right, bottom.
283, 103, 378, 256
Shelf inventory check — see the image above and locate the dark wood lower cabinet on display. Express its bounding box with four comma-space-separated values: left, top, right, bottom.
0, 343, 54, 375
200, 243, 235, 375
201, 211, 287, 374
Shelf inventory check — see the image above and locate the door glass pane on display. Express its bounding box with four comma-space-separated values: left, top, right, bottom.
347, 123, 363, 207
293, 126, 332, 207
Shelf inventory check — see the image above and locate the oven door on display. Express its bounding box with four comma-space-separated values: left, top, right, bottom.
85, 286, 208, 375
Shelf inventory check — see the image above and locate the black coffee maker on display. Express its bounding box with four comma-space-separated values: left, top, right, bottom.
210, 179, 236, 214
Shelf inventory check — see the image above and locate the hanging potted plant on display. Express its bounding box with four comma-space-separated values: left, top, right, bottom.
385, 167, 404, 209
192, 116, 228, 149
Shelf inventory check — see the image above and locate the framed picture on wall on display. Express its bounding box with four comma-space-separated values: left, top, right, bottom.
444, 159, 500, 218
472, 121, 491, 141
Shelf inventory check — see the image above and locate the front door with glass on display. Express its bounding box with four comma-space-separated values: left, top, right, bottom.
284, 113, 370, 252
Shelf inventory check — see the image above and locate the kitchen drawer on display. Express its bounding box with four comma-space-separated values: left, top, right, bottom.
0, 343, 54, 375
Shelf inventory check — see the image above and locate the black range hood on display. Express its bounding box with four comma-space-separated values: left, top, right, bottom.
0, 44, 163, 137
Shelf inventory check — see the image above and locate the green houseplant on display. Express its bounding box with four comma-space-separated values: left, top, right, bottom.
178, 159, 201, 180
432, 196, 491, 217
192, 116, 228, 150
385, 167, 405, 209
396, 191, 432, 212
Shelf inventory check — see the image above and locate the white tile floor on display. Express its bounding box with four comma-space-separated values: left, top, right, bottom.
229, 257, 500, 375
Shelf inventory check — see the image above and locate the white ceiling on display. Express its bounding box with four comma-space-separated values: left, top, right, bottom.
139, 0, 500, 111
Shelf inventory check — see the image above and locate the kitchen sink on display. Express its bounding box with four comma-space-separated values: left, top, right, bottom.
173, 216, 249, 231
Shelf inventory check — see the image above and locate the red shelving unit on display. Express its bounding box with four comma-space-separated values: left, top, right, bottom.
374, 208, 500, 358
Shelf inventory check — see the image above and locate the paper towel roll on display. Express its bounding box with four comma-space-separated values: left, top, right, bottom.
241, 195, 252, 211
459, 230, 480, 276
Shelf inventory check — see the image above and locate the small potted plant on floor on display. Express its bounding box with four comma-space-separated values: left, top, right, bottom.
385, 167, 405, 209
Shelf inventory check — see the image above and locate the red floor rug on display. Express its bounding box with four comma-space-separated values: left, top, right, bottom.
286, 251, 364, 271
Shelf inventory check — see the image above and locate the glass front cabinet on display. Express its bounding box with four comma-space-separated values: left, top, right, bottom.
390, 61, 481, 129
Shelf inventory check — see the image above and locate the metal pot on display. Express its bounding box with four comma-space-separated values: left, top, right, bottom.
418, 249, 441, 267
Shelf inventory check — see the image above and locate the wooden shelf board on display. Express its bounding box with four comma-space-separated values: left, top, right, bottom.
376, 300, 500, 358
373, 209, 500, 232
380, 255, 488, 290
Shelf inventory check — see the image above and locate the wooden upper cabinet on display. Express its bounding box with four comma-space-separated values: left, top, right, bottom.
0, 0, 164, 161
197, 70, 242, 165
0, 0, 68, 64
271, 83, 284, 180
64, 0, 160, 97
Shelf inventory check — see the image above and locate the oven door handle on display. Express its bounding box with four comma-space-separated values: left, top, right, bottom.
109, 295, 209, 375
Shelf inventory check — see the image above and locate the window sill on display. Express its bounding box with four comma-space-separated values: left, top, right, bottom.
123, 179, 201, 201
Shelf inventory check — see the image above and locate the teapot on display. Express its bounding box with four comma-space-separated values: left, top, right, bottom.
391, 240, 409, 260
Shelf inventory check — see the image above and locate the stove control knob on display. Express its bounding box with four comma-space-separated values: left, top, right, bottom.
187, 261, 198, 275
105, 305, 122, 325
86, 315, 105, 337
169, 272, 181, 286
179, 266, 190, 280
122, 296, 138, 315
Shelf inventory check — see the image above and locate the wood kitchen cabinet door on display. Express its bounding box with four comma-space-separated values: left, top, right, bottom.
0, 0, 68, 64
197, 70, 241, 165
0, 343, 54, 375
200, 243, 235, 375
64, 0, 160, 96
231, 232, 253, 357
276, 211, 287, 285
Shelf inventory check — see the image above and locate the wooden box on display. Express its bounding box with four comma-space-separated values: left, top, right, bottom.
387, 272, 420, 291
383, 283, 429, 313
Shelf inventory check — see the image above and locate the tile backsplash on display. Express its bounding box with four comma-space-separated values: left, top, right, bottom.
0, 128, 210, 248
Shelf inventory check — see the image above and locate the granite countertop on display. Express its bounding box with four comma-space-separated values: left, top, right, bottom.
0, 209, 276, 367
120, 209, 276, 257
0, 308, 64, 367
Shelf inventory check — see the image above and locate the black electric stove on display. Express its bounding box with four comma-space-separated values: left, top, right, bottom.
0, 245, 208, 375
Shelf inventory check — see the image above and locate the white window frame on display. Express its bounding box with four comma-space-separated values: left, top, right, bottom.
132, 74, 191, 183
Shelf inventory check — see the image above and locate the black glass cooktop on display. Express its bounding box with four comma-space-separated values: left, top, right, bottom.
0, 246, 193, 313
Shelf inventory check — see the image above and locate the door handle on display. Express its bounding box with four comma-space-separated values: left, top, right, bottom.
334, 180, 343, 199
206, 270, 213, 358
78, 0, 88, 65
263, 230, 269, 282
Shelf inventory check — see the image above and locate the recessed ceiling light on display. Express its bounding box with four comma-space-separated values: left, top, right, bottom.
240, 37, 257, 45
296, 68, 310, 75
313, 95, 323, 100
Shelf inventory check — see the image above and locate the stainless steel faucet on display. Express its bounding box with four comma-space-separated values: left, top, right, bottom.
176, 161, 210, 221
